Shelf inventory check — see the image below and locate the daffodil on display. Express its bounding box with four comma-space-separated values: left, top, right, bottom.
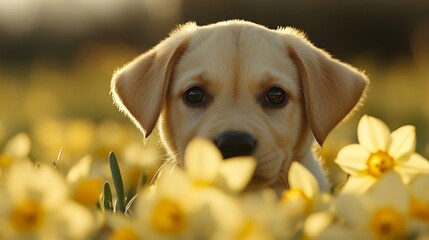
335, 115, 429, 193
184, 138, 256, 193
334, 172, 412, 240
66, 155, 103, 207
303, 211, 344, 240
408, 174, 429, 229
0, 133, 31, 178
212, 190, 293, 240
218, 193, 275, 240
0, 161, 95, 240
120, 141, 162, 193
280, 162, 331, 217
105, 213, 142, 240
134, 167, 214, 240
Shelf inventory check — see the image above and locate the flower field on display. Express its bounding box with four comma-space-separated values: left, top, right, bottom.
0, 114, 429, 239
1, 19, 429, 240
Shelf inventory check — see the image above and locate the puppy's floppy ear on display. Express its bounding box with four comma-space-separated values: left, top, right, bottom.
111, 24, 195, 139
283, 29, 369, 145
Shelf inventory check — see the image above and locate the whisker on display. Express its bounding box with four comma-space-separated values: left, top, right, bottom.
150, 159, 171, 185
149, 150, 181, 185
169, 161, 180, 175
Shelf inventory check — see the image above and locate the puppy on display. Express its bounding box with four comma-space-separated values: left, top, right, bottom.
111, 20, 368, 192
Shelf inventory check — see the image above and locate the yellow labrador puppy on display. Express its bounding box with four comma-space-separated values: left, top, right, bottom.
111, 20, 368, 192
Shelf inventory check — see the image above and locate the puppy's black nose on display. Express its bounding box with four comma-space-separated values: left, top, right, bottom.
214, 132, 257, 159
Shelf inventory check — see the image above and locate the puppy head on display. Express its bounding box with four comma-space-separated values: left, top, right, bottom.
111, 20, 368, 189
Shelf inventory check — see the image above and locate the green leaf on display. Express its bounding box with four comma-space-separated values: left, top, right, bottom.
103, 182, 113, 212
109, 152, 126, 213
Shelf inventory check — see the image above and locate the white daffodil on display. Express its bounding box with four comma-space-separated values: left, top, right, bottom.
105, 213, 142, 240
121, 141, 162, 191
408, 174, 429, 232
303, 211, 346, 240
0, 161, 95, 240
335, 115, 429, 193
134, 168, 214, 240
334, 172, 412, 240
66, 155, 103, 207
0, 133, 31, 178
280, 162, 331, 217
184, 138, 256, 193
212, 189, 294, 240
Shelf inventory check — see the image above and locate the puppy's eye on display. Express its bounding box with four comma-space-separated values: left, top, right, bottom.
183, 86, 207, 106
265, 87, 288, 107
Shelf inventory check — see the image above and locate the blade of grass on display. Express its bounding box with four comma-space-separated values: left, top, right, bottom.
109, 152, 126, 213
103, 182, 113, 212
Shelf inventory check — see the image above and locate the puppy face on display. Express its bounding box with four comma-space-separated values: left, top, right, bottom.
161, 25, 306, 188
111, 20, 368, 190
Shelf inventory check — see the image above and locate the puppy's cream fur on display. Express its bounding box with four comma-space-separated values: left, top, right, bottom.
111, 20, 368, 192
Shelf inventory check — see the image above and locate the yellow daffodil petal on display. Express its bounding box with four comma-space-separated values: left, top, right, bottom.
4, 133, 31, 159
409, 174, 429, 202
315, 224, 355, 240
184, 138, 222, 184
409, 175, 429, 222
219, 156, 256, 192
288, 162, 319, 199
369, 172, 409, 214
66, 155, 92, 184
335, 144, 370, 176
199, 188, 243, 231
57, 201, 95, 239
6, 162, 68, 208
357, 115, 391, 152
396, 153, 429, 182
389, 125, 416, 161
335, 194, 371, 227
156, 169, 194, 200
303, 211, 334, 238
400, 153, 429, 170
340, 175, 376, 193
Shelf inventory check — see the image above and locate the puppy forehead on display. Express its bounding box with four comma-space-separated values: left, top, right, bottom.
173, 24, 300, 96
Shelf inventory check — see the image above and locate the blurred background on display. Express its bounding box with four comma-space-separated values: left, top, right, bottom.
1, 0, 429, 187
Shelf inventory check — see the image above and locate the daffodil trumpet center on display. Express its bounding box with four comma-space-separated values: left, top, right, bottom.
110, 227, 140, 240
282, 188, 309, 203
237, 220, 256, 240
371, 207, 406, 238
9, 199, 45, 232
72, 178, 103, 206
367, 151, 394, 177
281, 188, 312, 214
0, 154, 12, 168
151, 198, 186, 234
410, 198, 429, 222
